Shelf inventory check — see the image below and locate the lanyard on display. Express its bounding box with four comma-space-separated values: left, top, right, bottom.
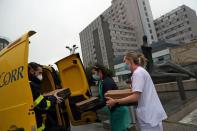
98, 80, 104, 100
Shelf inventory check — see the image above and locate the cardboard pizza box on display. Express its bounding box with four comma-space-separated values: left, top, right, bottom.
76, 97, 99, 107
105, 89, 132, 99
76, 97, 105, 112
43, 88, 71, 99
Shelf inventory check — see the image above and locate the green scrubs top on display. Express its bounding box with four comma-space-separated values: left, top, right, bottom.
98, 79, 132, 131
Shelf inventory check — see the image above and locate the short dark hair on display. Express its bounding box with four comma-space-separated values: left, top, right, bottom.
28, 62, 43, 72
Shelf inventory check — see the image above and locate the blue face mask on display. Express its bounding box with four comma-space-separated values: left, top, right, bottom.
123, 63, 130, 70
92, 74, 100, 81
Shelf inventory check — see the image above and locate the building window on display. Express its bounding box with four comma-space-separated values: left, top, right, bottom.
187, 21, 190, 24
147, 18, 149, 22
148, 24, 151, 28
144, 6, 147, 11
185, 14, 187, 18
183, 8, 186, 11
154, 56, 168, 64
145, 12, 148, 16
156, 28, 158, 31
143, 1, 145, 5
191, 34, 193, 38
150, 30, 152, 33
158, 57, 164, 62
177, 18, 179, 21
151, 35, 154, 40
188, 27, 191, 31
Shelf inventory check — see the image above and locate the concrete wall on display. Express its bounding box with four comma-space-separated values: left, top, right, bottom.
117, 79, 197, 91
155, 79, 197, 92
170, 40, 197, 65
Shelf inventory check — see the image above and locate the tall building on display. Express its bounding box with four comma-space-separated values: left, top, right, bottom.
80, 16, 137, 68
80, 0, 157, 68
154, 5, 197, 44
104, 0, 157, 44
80, 16, 113, 68
0, 37, 9, 51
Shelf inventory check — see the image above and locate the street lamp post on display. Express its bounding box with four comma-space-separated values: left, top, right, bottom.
65, 45, 78, 55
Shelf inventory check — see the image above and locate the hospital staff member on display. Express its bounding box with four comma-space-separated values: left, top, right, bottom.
92, 64, 131, 131
106, 52, 167, 131
28, 62, 63, 131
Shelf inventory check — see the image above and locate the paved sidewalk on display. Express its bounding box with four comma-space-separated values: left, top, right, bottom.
71, 123, 108, 131
179, 108, 197, 125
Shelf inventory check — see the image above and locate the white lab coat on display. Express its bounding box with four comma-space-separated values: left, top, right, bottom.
131, 67, 167, 130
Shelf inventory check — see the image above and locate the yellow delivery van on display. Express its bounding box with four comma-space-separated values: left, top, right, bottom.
0, 31, 100, 131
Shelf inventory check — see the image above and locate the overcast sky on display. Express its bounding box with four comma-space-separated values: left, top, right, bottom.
0, 0, 197, 65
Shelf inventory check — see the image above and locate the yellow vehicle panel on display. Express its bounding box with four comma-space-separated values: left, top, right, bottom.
0, 31, 37, 130
0, 31, 98, 130
56, 54, 97, 125
56, 54, 90, 97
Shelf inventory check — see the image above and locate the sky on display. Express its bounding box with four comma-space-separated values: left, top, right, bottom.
0, 0, 197, 65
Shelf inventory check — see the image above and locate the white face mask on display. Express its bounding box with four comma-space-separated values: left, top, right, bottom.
37, 74, 43, 81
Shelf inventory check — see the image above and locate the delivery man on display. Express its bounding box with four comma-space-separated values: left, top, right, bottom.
28, 62, 63, 131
